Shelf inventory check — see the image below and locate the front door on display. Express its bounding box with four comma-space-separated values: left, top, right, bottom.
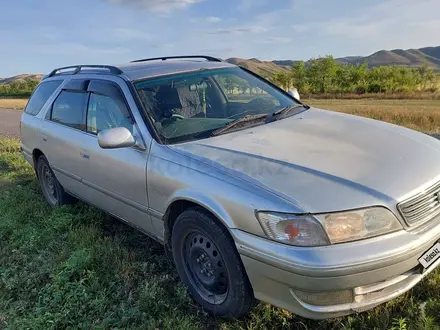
76, 80, 152, 233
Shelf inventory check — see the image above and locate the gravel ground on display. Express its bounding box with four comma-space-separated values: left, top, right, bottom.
0, 108, 21, 138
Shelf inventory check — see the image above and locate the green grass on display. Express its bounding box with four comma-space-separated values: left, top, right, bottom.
2, 136, 440, 330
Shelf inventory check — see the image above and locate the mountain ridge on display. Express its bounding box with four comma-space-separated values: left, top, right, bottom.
270, 46, 440, 70
0, 74, 43, 85
2, 46, 439, 83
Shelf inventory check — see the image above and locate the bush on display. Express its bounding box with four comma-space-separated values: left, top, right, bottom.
354, 85, 367, 94
271, 58, 439, 96
0, 78, 39, 98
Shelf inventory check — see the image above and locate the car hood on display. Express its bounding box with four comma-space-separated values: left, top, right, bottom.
170, 108, 440, 213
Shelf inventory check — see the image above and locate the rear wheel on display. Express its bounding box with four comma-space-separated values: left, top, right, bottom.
36, 155, 75, 206
172, 208, 255, 318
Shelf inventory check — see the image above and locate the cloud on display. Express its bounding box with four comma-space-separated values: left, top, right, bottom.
311, 0, 440, 49
291, 24, 309, 33
258, 37, 292, 44
152, 43, 174, 49
238, 0, 267, 11
206, 16, 221, 23
208, 26, 268, 35
321, 21, 383, 38
36, 42, 132, 56
199, 47, 235, 55
190, 16, 225, 24
106, 0, 203, 13
249, 0, 440, 57
111, 28, 154, 41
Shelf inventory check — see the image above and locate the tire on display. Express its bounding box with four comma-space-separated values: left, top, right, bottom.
172, 208, 255, 318
36, 155, 76, 206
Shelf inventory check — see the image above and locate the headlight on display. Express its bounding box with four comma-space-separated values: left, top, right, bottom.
256, 212, 330, 246
315, 207, 402, 244
256, 207, 402, 246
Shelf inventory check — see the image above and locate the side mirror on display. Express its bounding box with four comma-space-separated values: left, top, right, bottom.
98, 127, 136, 149
288, 88, 300, 100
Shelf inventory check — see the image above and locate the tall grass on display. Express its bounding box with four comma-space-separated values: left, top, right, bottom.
303, 92, 440, 100
307, 99, 440, 134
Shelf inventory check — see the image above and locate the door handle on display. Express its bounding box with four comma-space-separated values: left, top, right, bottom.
80, 149, 90, 160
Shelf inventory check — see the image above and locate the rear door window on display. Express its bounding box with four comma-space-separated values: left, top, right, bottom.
24, 80, 62, 116
50, 90, 88, 130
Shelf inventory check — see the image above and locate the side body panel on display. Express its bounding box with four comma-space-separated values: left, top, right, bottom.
77, 133, 152, 233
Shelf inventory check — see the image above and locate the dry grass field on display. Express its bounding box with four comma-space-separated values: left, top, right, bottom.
0, 98, 28, 110
306, 99, 440, 134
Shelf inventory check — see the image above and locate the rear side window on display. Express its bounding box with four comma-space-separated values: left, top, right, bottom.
24, 80, 62, 116
50, 90, 88, 130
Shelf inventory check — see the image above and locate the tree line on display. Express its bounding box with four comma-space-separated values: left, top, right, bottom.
0, 58, 438, 99
0, 79, 39, 97
270, 56, 439, 95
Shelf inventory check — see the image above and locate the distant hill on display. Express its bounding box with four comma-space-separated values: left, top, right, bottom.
273, 46, 440, 69
0, 74, 43, 85
337, 46, 440, 68
225, 58, 288, 77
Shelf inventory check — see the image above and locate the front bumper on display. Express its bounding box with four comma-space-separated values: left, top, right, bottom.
232, 219, 440, 319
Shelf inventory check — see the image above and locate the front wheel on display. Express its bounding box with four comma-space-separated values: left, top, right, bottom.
172, 208, 255, 318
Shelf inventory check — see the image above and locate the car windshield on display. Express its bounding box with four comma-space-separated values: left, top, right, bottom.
135, 67, 303, 144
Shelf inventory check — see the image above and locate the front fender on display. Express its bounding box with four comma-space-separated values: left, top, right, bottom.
165, 189, 236, 229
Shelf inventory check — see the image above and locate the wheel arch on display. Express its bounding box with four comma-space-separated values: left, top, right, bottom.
162, 192, 235, 252
32, 148, 45, 174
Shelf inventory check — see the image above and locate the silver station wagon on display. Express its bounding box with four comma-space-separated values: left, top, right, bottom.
20, 56, 440, 319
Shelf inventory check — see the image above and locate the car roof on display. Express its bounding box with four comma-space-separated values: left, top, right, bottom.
117, 59, 236, 81
41, 58, 238, 83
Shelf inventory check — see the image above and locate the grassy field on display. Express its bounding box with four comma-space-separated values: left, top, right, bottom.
306, 99, 440, 134
0, 98, 28, 110
2, 100, 440, 329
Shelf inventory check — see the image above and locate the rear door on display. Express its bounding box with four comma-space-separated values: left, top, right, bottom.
75, 79, 153, 233
39, 81, 89, 195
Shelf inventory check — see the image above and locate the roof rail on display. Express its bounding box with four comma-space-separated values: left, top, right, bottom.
130, 55, 222, 63
46, 65, 123, 78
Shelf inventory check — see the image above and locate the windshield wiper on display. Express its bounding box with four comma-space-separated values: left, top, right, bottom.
271, 104, 310, 120
212, 114, 268, 136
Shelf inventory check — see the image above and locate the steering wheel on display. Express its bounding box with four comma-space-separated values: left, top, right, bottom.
171, 113, 185, 120
247, 97, 274, 108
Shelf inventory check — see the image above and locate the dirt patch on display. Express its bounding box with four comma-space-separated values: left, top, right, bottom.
0, 109, 22, 138
0, 99, 28, 110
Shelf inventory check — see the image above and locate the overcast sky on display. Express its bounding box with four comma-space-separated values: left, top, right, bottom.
1, 0, 439, 76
